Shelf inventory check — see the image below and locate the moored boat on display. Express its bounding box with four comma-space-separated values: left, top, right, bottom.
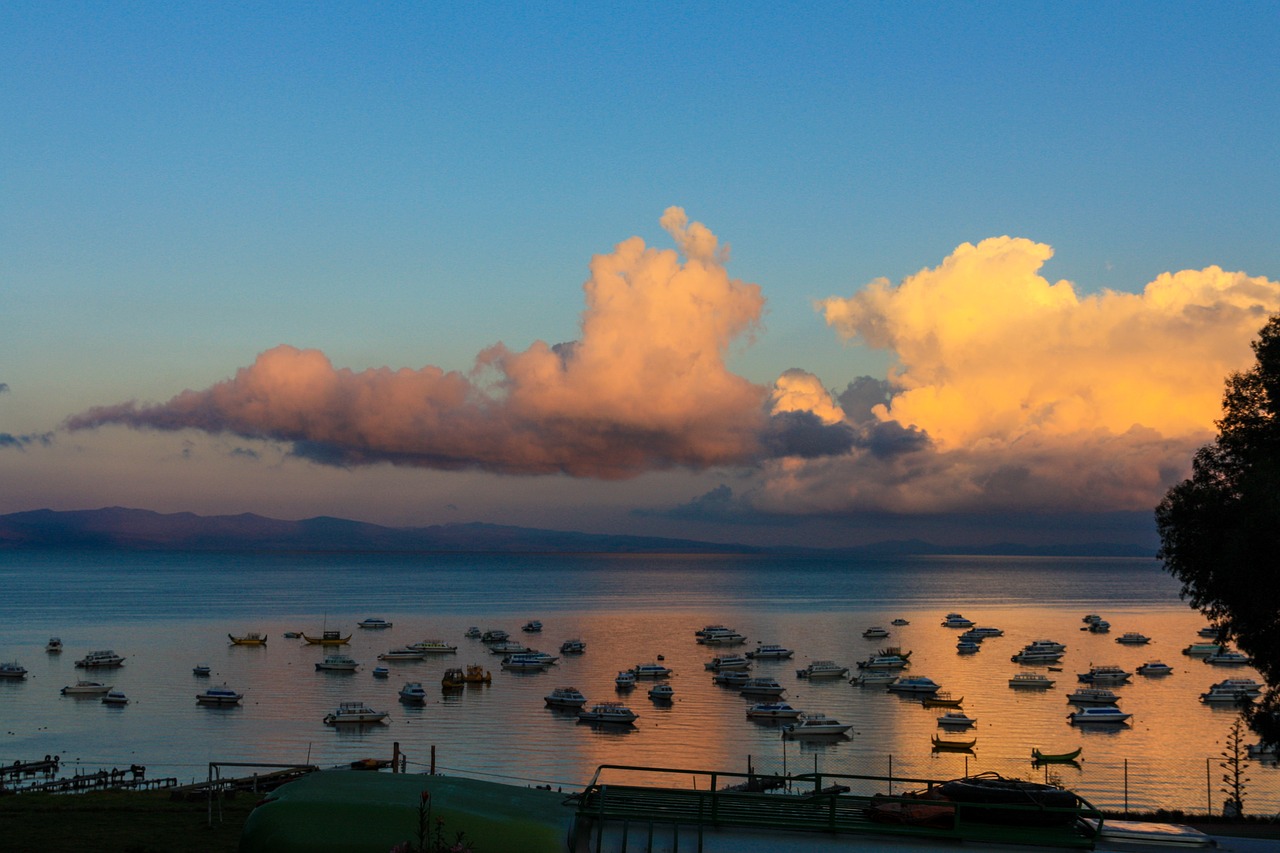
1115, 632, 1151, 645
956, 640, 979, 654
704, 655, 749, 671
228, 632, 267, 645
615, 670, 637, 689
648, 683, 674, 702
315, 655, 359, 672
464, 627, 482, 638
302, 631, 351, 645
1009, 673, 1054, 689
891, 618, 910, 626
1066, 688, 1120, 705
1032, 746, 1083, 764
697, 628, 747, 646
371, 666, 389, 678
560, 639, 587, 654
101, 690, 129, 706
196, 686, 244, 706
712, 670, 751, 687
1068, 706, 1131, 724
441, 668, 465, 689
577, 702, 637, 724
61, 680, 112, 695
941, 613, 974, 628
1137, 661, 1173, 676
192, 664, 211, 676
746, 702, 802, 720
631, 662, 673, 678
377, 647, 426, 661
887, 676, 942, 694
0, 661, 27, 679
937, 711, 976, 728
399, 682, 427, 703
796, 660, 848, 679
738, 677, 785, 696
502, 653, 552, 671
1010, 647, 1064, 664
782, 713, 851, 738
1204, 650, 1252, 666
45, 637, 63, 653
931, 735, 975, 751
409, 640, 458, 654
545, 686, 587, 708
489, 641, 532, 655
75, 649, 126, 668
745, 644, 793, 659
522, 620, 543, 633
463, 664, 491, 684
323, 701, 387, 725
920, 692, 963, 707
862, 626, 890, 638
1076, 665, 1131, 684
480, 629, 509, 643
358, 618, 393, 630
1182, 643, 1225, 657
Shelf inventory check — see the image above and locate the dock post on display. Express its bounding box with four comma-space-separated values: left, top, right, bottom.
430, 744, 436, 775
393, 742, 400, 774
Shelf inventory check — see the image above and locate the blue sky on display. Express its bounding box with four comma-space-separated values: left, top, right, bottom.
2, 3, 1278, 548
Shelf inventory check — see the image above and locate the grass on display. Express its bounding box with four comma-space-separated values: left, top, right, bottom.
0, 788, 257, 853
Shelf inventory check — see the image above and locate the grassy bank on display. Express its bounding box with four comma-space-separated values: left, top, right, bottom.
0, 789, 256, 853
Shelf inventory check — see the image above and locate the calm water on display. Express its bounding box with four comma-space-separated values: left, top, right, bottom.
0, 550, 1271, 812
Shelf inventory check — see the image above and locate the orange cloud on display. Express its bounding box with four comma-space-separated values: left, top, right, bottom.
67, 209, 774, 478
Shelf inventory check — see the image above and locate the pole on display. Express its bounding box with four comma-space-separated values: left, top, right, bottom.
1124, 759, 1129, 815
430, 744, 436, 775
1206, 757, 1212, 815
393, 742, 400, 774
888, 754, 893, 795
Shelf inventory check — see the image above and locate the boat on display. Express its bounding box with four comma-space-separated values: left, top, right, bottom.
323, 701, 387, 725
302, 631, 351, 645
956, 640, 979, 654
935, 773, 1081, 825
1136, 661, 1173, 676
522, 620, 543, 633
856, 648, 911, 670
615, 670, 637, 689
959, 630, 986, 643
489, 641, 532, 655
464, 626, 482, 638
1198, 626, 1221, 638
1076, 665, 1131, 684
577, 702, 637, 724
1009, 673, 1054, 689
1115, 632, 1151, 645
1026, 639, 1067, 652
891, 618, 910, 626
1087, 620, 1111, 634
545, 686, 588, 708
1032, 747, 1083, 764
463, 664, 491, 684
0, 661, 27, 679
399, 682, 427, 703
101, 690, 129, 706
795, 660, 848, 679
630, 662, 672, 678
648, 683, 675, 701
746, 702, 802, 720
371, 666, 389, 678
409, 640, 458, 654
315, 655, 358, 672
850, 671, 899, 686
1205, 650, 1252, 666
738, 677, 785, 696
1068, 706, 1131, 724
228, 632, 268, 645
1182, 642, 1225, 657
931, 735, 975, 751
196, 686, 244, 706
1247, 743, 1277, 760
937, 711, 976, 728
1010, 648, 1064, 664
377, 647, 426, 661
501, 653, 552, 671
782, 713, 851, 738
704, 655, 750, 671
61, 680, 112, 695
940, 613, 974, 628
1208, 678, 1262, 695
45, 637, 63, 653
886, 676, 942, 694
480, 629, 510, 643
968, 626, 1003, 638
357, 618, 393, 630
1066, 688, 1120, 705
1083, 614, 1103, 624
697, 629, 747, 646
560, 639, 587, 654
441, 668, 465, 689
862, 626, 890, 638
694, 624, 729, 637
745, 644, 793, 659
712, 671, 751, 687
282, 631, 301, 639
1199, 687, 1255, 705
75, 649, 126, 668
192, 664, 211, 676
920, 692, 963, 707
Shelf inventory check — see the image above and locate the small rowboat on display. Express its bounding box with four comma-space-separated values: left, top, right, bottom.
921, 693, 963, 708
228, 633, 267, 646
1032, 747, 1083, 764
931, 735, 975, 751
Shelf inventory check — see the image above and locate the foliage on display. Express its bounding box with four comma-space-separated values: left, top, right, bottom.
1157, 314, 1280, 744
1220, 716, 1251, 817
391, 789, 474, 853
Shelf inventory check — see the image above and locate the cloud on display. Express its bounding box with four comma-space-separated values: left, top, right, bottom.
0, 431, 53, 450
67, 209, 789, 478
0, 383, 9, 394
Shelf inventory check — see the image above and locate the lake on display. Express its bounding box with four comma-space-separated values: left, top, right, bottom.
0, 550, 1272, 814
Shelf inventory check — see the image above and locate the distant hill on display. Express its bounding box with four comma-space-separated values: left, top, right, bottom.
0, 507, 1156, 557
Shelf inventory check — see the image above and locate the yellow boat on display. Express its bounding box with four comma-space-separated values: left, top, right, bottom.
464, 664, 491, 684
228, 633, 268, 646
442, 668, 466, 689
301, 631, 351, 645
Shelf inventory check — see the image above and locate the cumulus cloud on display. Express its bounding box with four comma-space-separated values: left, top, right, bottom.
67, 209, 803, 478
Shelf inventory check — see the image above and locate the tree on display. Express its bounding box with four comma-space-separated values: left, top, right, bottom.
1220, 715, 1250, 817
1156, 314, 1280, 745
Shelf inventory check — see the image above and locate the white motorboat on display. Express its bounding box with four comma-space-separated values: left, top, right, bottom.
746, 644, 794, 659
1083, 614, 1103, 624
399, 682, 427, 703
192, 664, 212, 676
697, 628, 747, 646
358, 618, 393, 630
937, 711, 976, 728
850, 672, 898, 686
1205, 650, 1252, 666
378, 647, 426, 661
577, 702, 637, 724
1182, 643, 1225, 657
782, 713, 851, 738
1088, 620, 1112, 634
940, 613, 974, 628
1068, 707, 1131, 725
631, 663, 673, 678
856, 651, 911, 670
1066, 688, 1120, 705
61, 680, 111, 695
372, 667, 389, 678
862, 626, 890, 639
0, 661, 27, 679
1009, 673, 1055, 689
522, 620, 543, 633
409, 640, 458, 654
1198, 626, 1220, 638
45, 637, 63, 653
1247, 743, 1277, 760
489, 641, 532, 655
1011, 648, 1064, 664
196, 686, 243, 706
1210, 678, 1262, 695
738, 677, 785, 696
1200, 687, 1255, 705
704, 656, 750, 671
969, 626, 1003, 638
480, 629, 510, 643
891, 618, 910, 626
464, 626, 482, 638
101, 690, 129, 706
886, 676, 941, 694
502, 653, 552, 671
526, 651, 559, 665
75, 649, 126, 668
746, 702, 802, 720
712, 671, 751, 687
1077, 665, 1131, 684
694, 624, 729, 637
315, 655, 359, 672
796, 660, 848, 679
959, 630, 986, 643
1116, 632, 1151, 645
323, 701, 388, 725
1026, 639, 1067, 653
545, 686, 588, 708
648, 683, 675, 701
615, 670, 637, 689
1137, 661, 1173, 676
560, 639, 587, 654
956, 640, 979, 654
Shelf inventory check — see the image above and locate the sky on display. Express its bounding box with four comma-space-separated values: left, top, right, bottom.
3, 3, 1279, 549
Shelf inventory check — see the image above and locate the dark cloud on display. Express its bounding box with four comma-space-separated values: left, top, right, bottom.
837, 377, 892, 424
0, 431, 52, 450
229, 446, 260, 460
0, 383, 9, 394
761, 411, 856, 459
853, 420, 931, 458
